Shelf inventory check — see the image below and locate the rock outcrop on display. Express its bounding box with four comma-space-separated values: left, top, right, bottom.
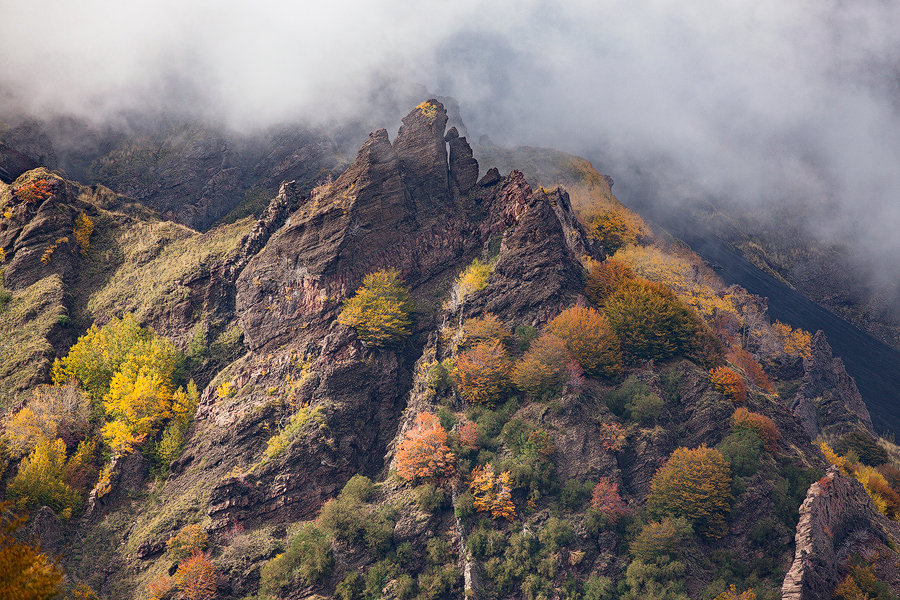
782, 466, 900, 599
792, 331, 875, 440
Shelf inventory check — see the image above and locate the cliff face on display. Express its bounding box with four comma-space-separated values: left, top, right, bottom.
4, 100, 900, 600
782, 466, 900, 600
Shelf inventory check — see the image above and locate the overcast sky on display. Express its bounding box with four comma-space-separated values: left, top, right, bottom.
3, 0, 900, 280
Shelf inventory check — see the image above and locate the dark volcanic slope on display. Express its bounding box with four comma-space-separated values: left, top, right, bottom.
682, 234, 900, 437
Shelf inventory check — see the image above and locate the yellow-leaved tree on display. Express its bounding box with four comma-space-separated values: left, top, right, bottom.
469, 464, 515, 521
647, 445, 732, 539
0, 502, 63, 600
338, 269, 414, 347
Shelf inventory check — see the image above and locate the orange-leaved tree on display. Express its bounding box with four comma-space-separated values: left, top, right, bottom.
396, 412, 455, 483
547, 306, 622, 379
709, 366, 748, 404
469, 464, 515, 521
338, 269, 414, 347
585, 258, 635, 305
512, 333, 569, 399
647, 445, 732, 539
730, 408, 780, 452
452, 340, 512, 407
591, 478, 630, 524
726, 346, 774, 393
599, 422, 627, 453
174, 550, 218, 600
604, 278, 701, 363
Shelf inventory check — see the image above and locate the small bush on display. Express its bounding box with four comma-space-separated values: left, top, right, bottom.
647, 445, 732, 539
457, 314, 513, 351
7, 438, 81, 515
547, 306, 623, 379
585, 209, 649, 255
74, 212, 94, 255
717, 431, 763, 477
454, 491, 475, 519
166, 523, 209, 561
319, 496, 365, 545
560, 479, 593, 510
631, 517, 693, 562
835, 432, 889, 467
336, 571, 363, 600
709, 366, 748, 404
604, 279, 701, 363
730, 408, 780, 452
341, 474, 375, 503
259, 523, 333, 594
627, 390, 664, 425
599, 421, 627, 452
452, 341, 512, 408
470, 465, 515, 521
173, 550, 217, 600
338, 269, 414, 347
538, 516, 573, 552
447, 258, 493, 310
414, 483, 446, 513
4, 383, 91, 458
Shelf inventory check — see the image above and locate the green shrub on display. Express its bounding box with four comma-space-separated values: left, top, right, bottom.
417, 564, 460, 600
426, 537, 453, 566
835, 432, 889, 467
415, 484, 446, 513
583, 575, 616, 600
426, 360, 452, 391
338, 269, 414, 347
455, 491, 475, 519
627, 391, 664, 425
604, 279, 701, 363
319, 496, 365, 545
560, 479, 593, 511
630, 518, 693, 562
538, 517, 573, 552
342, 474, 375, 502
622, 556, 690, 600
394, 573, 417, 600
365, 559, 400, 599
605, 375, 651, 417
363, 505, 398, 557
717, 430, 763, 477
515, 325, 539, 352
336, 571, 363, 600
259, 523, 333, 594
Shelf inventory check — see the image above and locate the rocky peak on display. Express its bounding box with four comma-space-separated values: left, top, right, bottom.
791, 330, 875, 439
446, 127, 479, 195
392, 99, 451, 215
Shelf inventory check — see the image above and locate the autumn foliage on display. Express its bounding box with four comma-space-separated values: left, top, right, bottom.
604, 278, 701, 363
599, 422, 627, 452
396, 412, 455, 483
647, 445, 732, 539
547, 306, 623, 379
730, 408, 780, 452
470, 464, 515, 521
591, 478, 630, 524
709, 366, 748, 404
727, 346, 774, 393
452, 341, 512, 407
512, 333, 569, 399
713, 585, 757, 600
772, 320, 813, 360
585, 258, 634, 305
13, 179, 54, 205
338, 269, 414, 347
174, 550, 218, 600
0, 502, 63, 600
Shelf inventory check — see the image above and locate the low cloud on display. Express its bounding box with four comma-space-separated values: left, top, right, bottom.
4, 0, 900, 282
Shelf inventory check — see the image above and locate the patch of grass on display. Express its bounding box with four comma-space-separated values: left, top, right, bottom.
0, 274, 66, 410
80, 216, 253, 325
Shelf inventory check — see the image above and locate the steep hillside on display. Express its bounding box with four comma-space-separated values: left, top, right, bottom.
2, 102, 900, 600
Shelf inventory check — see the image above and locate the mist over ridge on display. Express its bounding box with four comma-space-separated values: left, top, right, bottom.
3, 0, 900, 286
